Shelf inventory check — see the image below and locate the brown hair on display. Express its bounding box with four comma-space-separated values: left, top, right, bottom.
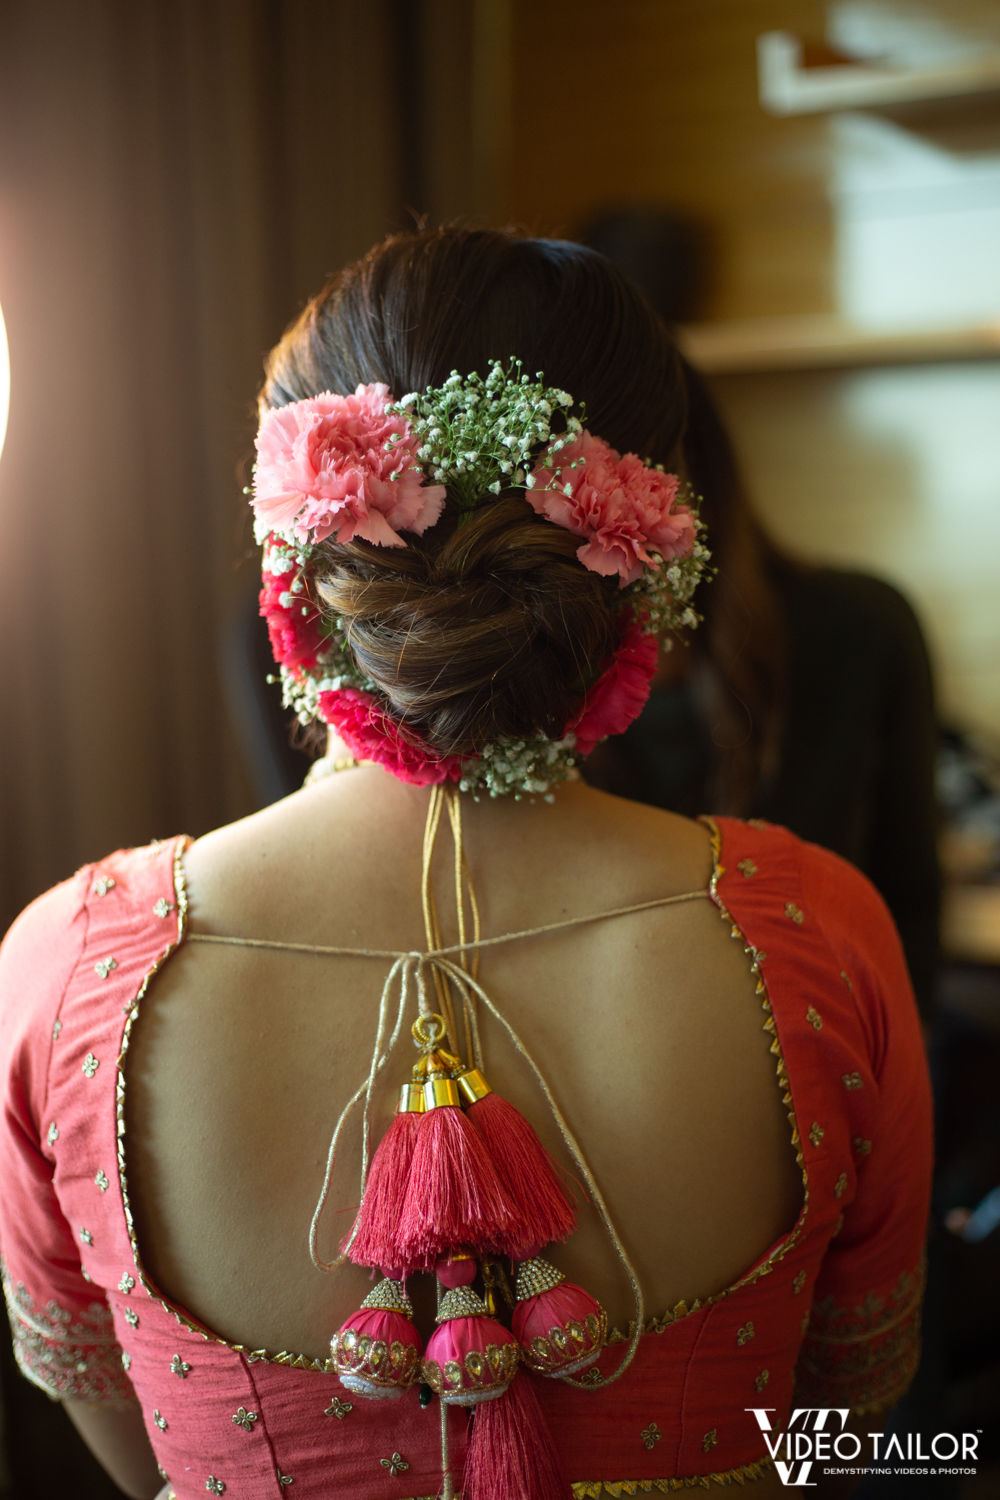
261, 227, 690, 757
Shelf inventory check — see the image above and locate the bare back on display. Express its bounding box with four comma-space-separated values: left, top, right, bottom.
125, 770, 802, 1360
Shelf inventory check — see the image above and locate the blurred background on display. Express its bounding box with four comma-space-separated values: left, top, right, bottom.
1, 1, 999, 1494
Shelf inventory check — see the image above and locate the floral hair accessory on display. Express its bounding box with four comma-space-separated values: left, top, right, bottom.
253, 385, 446, 548
252, 362, 709, 797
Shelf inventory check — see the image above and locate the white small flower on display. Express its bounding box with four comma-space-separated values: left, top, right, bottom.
398, 392, 418, 407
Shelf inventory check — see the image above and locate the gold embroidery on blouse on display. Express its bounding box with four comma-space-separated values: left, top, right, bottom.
697, 821, 810, 1293
641, 1422, 662, 1449
170, 1354, 191, 1377
737, 859, 757, 878
79, 1228, 93, 1245
83, 1053, 100, 1078
1, 1261, 133, 1403
93, 877, 116, 897
563, 1463, 778, 1497
46, 1122, 59, 1146
125, 1308, 139, 1328
153, 1409, 167, 1430
834, 1172, 848, 1198
754, 1368, 770, 1390
206, 1479, 226, 1495
94, 957, 118, 980
793, 1270, 807, 1294
784, 903, 804, 925
736, 1321, 755, 1345
380, 1452, 410, 1476
809, 1122, 824, 1147
840, 970, 853, 990
153, 898, 175, 918
407, 1463, 780, 1500
702, 1428, 719, 1452
52, 1019, 62, 1040
325, 1397, 353, 1417
853, 1137, 872, 1156
95, 1169, 109, 1192
797, 1258, 925, 1416
842, 1072, 863, 1090
232, 1406, 258, 1431
805, 1006, 822, 1031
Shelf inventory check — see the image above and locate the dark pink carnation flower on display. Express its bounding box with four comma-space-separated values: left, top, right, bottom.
528, 431, 695, 585
317, 687, 465, 787
259, 567, 325, 671
569, 620, 658, 758
253, 386, 446, 548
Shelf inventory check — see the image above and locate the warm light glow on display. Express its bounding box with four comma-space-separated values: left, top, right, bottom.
0, 301, 9, 465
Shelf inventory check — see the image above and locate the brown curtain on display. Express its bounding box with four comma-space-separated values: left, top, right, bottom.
0, 0, 429, 931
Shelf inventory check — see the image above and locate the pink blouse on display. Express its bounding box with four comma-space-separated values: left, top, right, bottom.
0, 819, 931, 1498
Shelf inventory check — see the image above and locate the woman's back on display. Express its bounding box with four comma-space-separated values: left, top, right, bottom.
0, 227, 931, 1499
126, 774, 802, 1358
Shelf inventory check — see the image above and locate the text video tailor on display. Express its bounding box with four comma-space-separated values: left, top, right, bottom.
746, 1408, 980, 1487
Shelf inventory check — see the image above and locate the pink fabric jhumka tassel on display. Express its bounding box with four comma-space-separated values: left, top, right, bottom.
329, 1278, 422, 1398
512, 1256, 607, 1376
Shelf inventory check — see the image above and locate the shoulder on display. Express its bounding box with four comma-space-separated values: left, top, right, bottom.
0, 838, 188, 1073
712, 816, 916, 1071
0, 868, 94, 1019
713, 814, 902, 949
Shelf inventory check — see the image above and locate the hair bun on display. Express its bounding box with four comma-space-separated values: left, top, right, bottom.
315, 499, 621, 757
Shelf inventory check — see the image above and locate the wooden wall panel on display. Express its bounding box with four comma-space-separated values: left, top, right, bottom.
502, 0, 837, 319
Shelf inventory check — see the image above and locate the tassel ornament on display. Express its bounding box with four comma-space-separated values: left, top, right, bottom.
391, 1026, 516, 1271
330, 1279, 422, 1399
462, 1366, 573, 1499
341, 1067, 425, 1268
422, 1285, 519, 1405
459, 1066, 577, 1259
512, 1257, 607, 1377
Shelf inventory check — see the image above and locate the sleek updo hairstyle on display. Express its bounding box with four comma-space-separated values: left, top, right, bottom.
261, 228, 689, 758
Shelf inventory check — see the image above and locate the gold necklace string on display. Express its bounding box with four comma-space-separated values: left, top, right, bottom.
420, 785, 484, 1066
444, 786, 483, 1067
420, 785, 452, 1030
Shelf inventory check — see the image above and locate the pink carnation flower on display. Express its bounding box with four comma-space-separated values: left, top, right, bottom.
569, 620, 658, 758
317, 687, 465, 787
528, 431, 695, 585
253, 386, 446, 548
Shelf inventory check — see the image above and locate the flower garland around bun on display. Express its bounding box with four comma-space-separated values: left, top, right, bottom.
252, 361, 709, 797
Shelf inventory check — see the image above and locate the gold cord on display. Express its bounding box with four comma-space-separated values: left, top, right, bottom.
188, 889, 705, 960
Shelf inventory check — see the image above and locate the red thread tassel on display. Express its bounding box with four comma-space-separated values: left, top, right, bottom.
462, 1367, 573, 1500
461, 1080, 577, 1259
342, 1080, 424, 1269
395, 1101, 514, 1270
